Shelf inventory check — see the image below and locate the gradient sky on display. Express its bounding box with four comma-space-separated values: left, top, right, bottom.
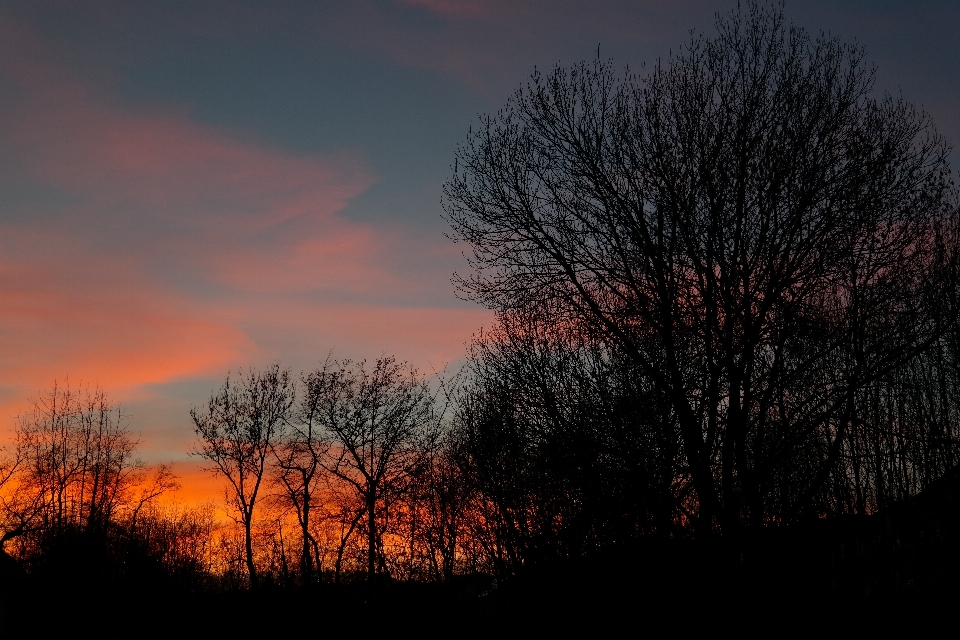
2, 0, 958, 502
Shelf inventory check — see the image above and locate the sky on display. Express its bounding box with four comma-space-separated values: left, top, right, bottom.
1, 0, 959, 503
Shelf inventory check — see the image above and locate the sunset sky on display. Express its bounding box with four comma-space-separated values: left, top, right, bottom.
2, 0, 958, 502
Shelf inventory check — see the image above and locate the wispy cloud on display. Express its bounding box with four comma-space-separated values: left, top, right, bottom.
0, 15, 490, 453
320, 0, 713, 95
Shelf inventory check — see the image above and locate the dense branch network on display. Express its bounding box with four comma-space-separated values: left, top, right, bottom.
443, 1, 960, 533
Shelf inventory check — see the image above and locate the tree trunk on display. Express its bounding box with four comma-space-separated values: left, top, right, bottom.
301, 481, 312, 584
244, 513, 259, 589
367, 492, 376, 583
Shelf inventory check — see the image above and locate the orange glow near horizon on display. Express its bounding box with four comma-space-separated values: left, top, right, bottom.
159, 460, 229, 513
0, 13, 500, 530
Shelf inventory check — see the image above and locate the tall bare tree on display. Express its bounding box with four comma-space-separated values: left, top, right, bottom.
191, 364, 293, 588
444, 1, 960, 536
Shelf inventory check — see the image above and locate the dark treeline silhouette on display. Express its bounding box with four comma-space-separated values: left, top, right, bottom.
441, 0, 960, 630
444, 0, 960, 544
0, 383, 213, 633
188, 357, 461, 590
3, 2, 960, 635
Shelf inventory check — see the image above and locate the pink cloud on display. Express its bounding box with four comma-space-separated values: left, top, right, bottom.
207, 225, 402, 297
0, 13, 488, 459
0, 18, 379, 414
0, 18, 372, 234
397, 0, 516, 20
7, 97, 370, 235
0, 229, 255, 392
328, 0, 713, 94
0, 18, 424, 324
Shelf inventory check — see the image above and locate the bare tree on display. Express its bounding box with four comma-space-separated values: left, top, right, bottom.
415, 436, 474, 582
191, 364, 294, 588
0, 381, 179, 582
449, 310, 680, 574
270, 374, 329, 585
308, 357, 440, 584
444, 1, 960, 536
2, 383, 157, 544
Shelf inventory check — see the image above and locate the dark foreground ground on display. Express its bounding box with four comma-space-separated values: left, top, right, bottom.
2, 527, 957, 639
6, 472, 960, 639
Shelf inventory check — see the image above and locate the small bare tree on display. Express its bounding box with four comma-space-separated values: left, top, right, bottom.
191, 364, 294, 588
0, 382, 178, 558
270, 376, 329, 585
308, 357, 440, 584
417, 439, 472, 582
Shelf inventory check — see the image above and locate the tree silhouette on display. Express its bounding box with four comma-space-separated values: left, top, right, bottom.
191, 364, 294, 588
270, 372, 330, 585
1, 382, 177, 550
451, 310, 676, 572
307, 357, 440, 584
444, 1, 960, 536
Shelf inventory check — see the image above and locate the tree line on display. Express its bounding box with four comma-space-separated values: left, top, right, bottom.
0, 383, 207, 590
4, 320, 959, 592
2, 0, 960, 605
189, 357, 462, 588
